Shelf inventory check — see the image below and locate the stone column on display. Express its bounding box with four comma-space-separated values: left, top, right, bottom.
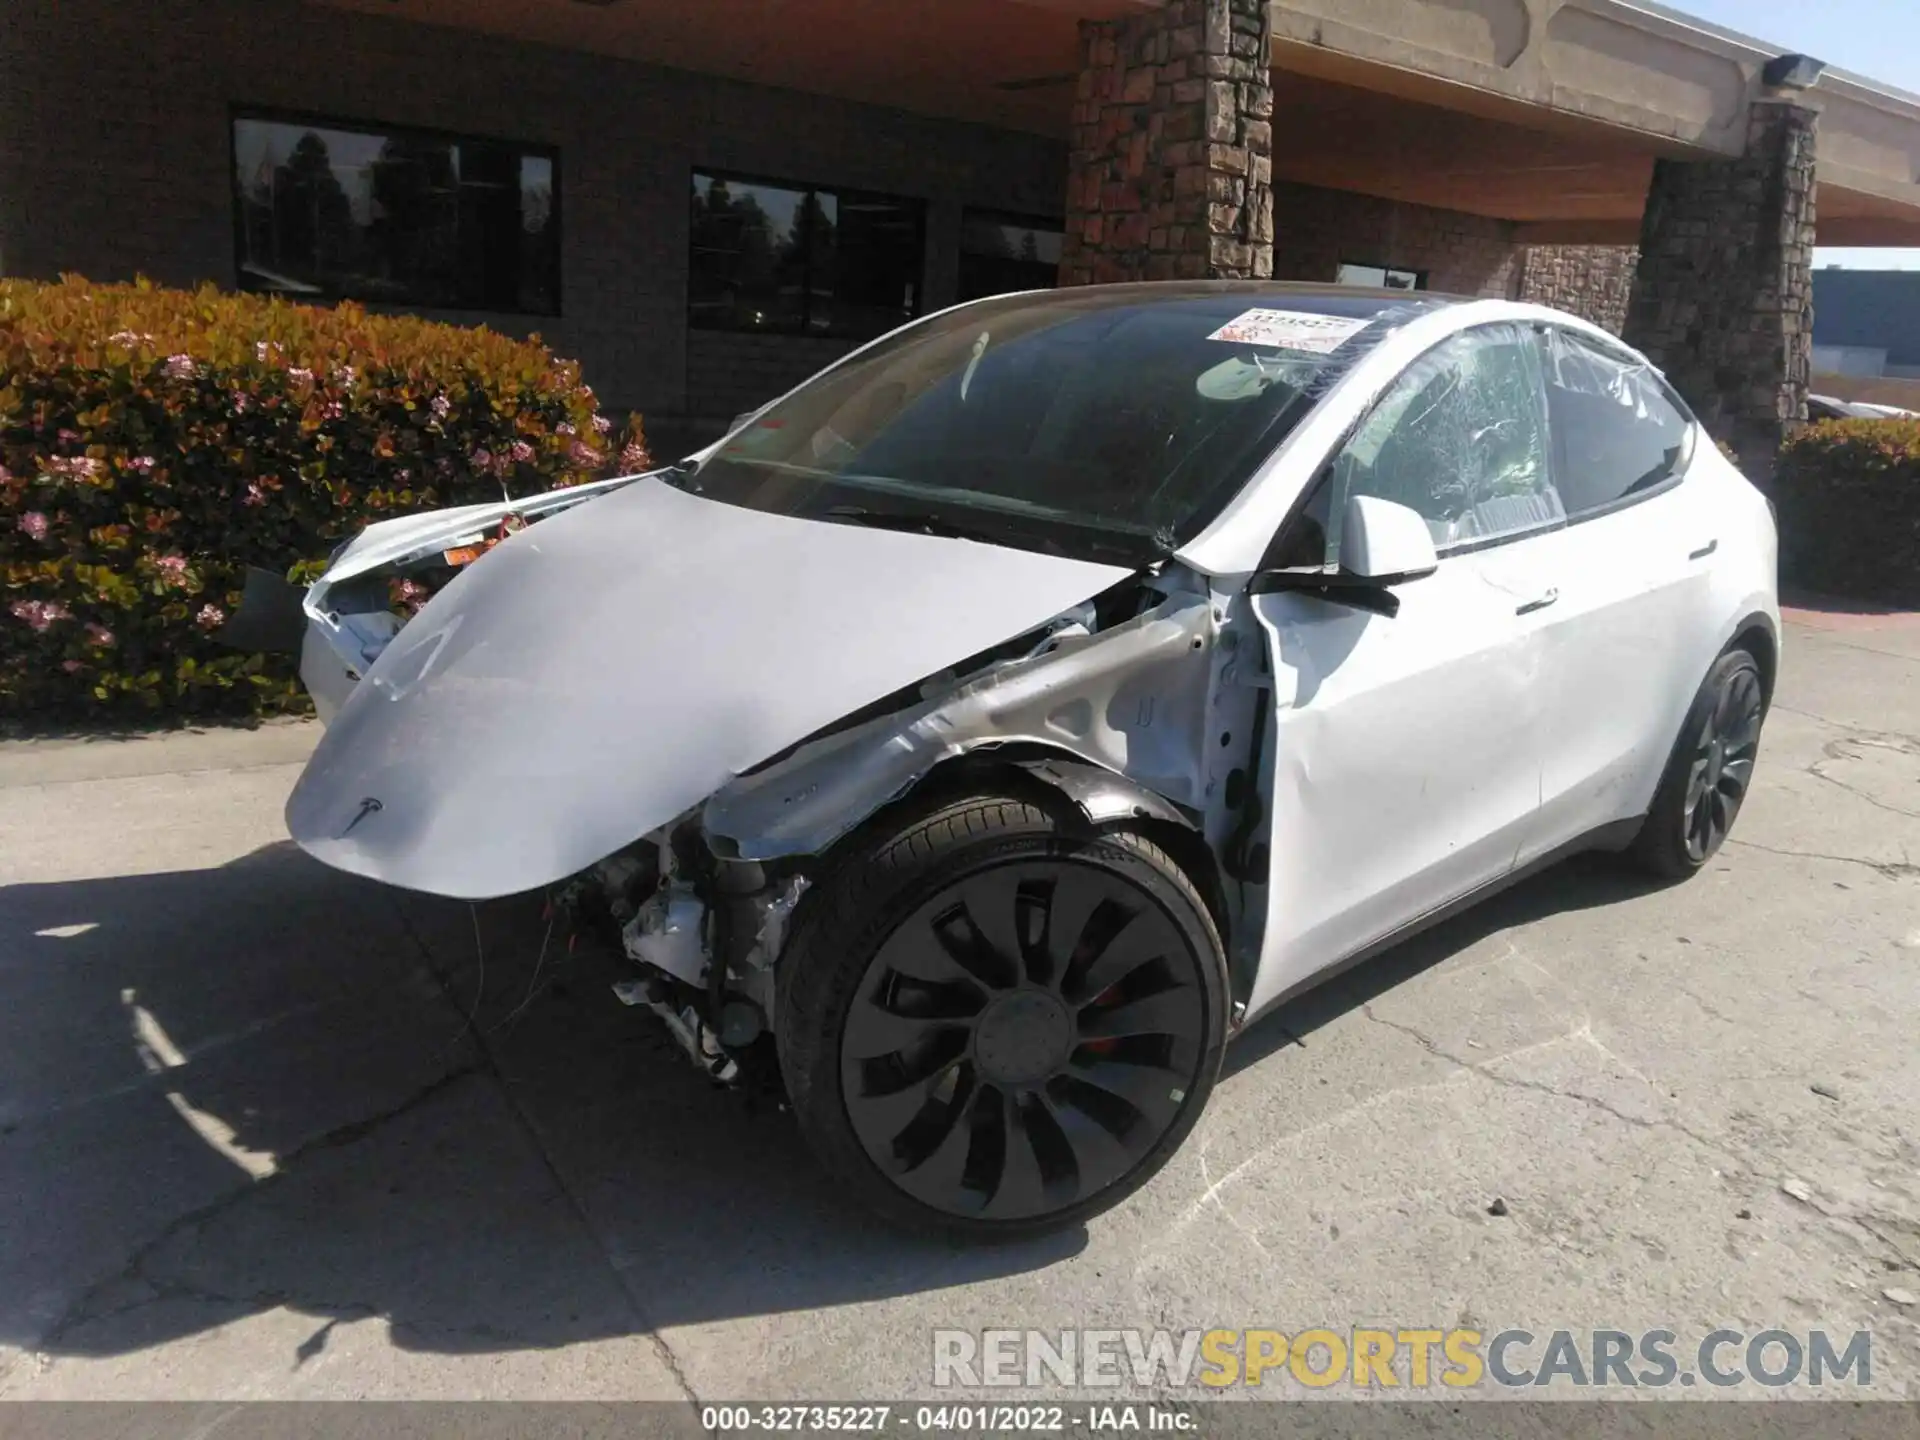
1059, 0, 1273, 285
1622, 96, 1819, 481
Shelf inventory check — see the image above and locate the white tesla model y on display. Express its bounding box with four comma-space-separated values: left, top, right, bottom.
271, 282, 1779, 1237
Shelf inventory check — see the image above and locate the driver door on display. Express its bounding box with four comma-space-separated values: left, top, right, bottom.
1244, 322, 1563, 1016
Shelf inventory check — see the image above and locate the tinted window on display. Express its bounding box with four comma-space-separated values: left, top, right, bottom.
231, 114, 558, 314
1541, 328, 1696, 517
682, 287, 1442, 565
958, 211, 1064, 302
689, 172, 924, 340
1323, 323, 1561, 562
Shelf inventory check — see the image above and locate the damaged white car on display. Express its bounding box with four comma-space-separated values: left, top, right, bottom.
264, 282, 1779, 1238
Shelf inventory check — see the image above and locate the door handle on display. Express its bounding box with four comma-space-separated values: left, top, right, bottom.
1515, 588, 1559, 616
1689, 540, 1719, 560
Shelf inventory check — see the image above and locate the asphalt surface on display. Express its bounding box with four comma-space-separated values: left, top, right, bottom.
1, 605, 1917, 1411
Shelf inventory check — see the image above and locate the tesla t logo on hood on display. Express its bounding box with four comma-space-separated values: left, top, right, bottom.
338, 796, 384, 838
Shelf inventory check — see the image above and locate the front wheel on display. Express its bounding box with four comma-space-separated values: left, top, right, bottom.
1629, 648, 1767, 879
776, 793, 1229, 1240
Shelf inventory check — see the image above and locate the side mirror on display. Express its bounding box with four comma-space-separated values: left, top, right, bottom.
1340, 495, 1438, 584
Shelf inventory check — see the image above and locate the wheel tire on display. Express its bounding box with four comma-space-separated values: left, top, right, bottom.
1629, 648, 1767, 880
776, 792, 1229, 1241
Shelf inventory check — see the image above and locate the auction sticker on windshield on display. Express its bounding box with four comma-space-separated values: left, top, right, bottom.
1207, 308, 1369, 354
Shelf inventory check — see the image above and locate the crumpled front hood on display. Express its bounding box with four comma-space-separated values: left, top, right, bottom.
285, 477, 1130, 898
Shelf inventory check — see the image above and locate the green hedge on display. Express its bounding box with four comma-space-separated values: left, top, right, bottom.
1, 276, 648, 721
1774, 417, 1920, 606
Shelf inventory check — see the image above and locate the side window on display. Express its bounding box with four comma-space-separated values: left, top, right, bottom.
1540, 328, 1697, 518
1321, 323, 1561, 562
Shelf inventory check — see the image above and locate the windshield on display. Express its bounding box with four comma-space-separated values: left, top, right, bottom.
679, 284, 1442, 566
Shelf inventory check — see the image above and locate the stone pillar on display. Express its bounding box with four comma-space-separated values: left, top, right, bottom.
1517, 245, 1640, 335
1059, 0, 1273, 285
1622, 96, 1819, 480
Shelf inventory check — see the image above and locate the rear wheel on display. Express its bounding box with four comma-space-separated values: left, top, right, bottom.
776, 793, 1228, 1240
1630, 648, 1766, 879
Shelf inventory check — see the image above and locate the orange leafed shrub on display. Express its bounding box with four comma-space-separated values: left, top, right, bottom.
1, 275, 648, 721
1773, 417, 1920, 607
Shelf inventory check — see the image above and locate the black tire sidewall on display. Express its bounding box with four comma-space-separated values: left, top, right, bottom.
776, 795, 1229, 1241
1634, 648, 1764, 878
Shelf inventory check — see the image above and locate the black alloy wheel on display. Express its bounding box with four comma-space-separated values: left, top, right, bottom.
1682, 658, 1765, 863
1631, 647, 1768, 879
777, 794, 1228, 1239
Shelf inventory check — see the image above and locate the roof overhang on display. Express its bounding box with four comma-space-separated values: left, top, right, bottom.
313, 0, 1920, 247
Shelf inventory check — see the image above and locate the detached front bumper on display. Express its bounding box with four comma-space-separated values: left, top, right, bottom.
300, 600, 400, 725
213, 564, 379, 726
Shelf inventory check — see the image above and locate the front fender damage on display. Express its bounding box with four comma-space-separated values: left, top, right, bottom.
591, 576, 1274, 1083
701, 590, 1218, 860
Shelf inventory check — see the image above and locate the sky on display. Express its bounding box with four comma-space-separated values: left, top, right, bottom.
1668, 0, 1920, 270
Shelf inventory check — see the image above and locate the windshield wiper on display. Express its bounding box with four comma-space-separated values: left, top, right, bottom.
653, 460, 704, 493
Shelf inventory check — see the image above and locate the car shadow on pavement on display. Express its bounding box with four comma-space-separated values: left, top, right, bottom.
2, 842, 1660, 1366
0, 842, 1078, 1367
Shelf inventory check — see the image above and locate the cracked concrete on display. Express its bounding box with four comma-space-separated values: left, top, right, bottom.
2, 606, 1918, 1403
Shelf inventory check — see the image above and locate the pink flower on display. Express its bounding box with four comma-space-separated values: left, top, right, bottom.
86, 623, 114, 647
320, 399, 344, 421
62, 659, 85, 674
154, 553, 188, 584
230, 390, 251, 413
255, 340, 281, 363
110, 330, 152, 348
591, 415, 612, 435
17, 510, 49, 541
242, 481, 267, 508
510, 441, 535, 464
618, 441, 652, 473
470, 448, 492, 469
430, 394, 451, 419
126, 455, 156, 474
164, 354, 196, 380
10, 598, 70, 632
58, 429, 81, 443
195, 603, 225, 630
45, 455, 104, 483
287, 366, 314, 386
557, 422, 576, 437
568, 440, 602, 469
334, 365, 358, 388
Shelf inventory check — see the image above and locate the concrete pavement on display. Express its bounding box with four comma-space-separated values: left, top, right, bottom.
1, 609, 1917, 1405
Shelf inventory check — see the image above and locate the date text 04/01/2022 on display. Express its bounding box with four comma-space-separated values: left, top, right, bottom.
700, 1404, 1195, 1433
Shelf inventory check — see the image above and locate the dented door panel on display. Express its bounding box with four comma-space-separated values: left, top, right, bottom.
1245, 553, 1547, 1017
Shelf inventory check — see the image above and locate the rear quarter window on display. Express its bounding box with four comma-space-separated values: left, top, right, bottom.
1541, 329, 1696, 519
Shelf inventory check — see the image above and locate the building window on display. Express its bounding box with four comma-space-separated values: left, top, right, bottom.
690, 171, 924, 340
1337, 261, 1425, 292
230, 112, 559, 315
958, 210, 1064, 302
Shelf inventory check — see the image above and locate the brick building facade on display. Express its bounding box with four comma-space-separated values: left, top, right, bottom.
0, 0, 1625, 451
5, 0, 1890, 460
